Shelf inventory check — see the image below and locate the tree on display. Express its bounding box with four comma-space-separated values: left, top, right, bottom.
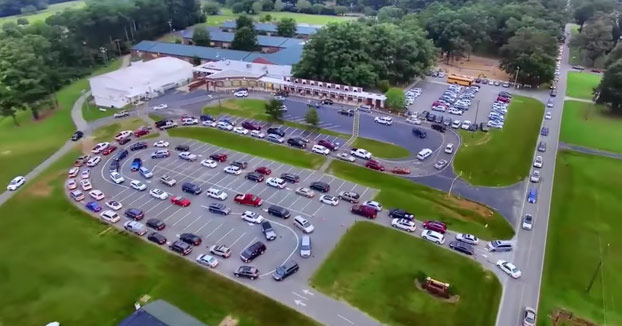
296, 0, 312, 12
265, 99, 284, 121
596, 59, 622, 112
236, 14, 254, 30
261, 0, 273, 11
277, 18, 296, 37
252, 1, 262, 14
573, 0, 616, 31
499, 28, 557, 85
192, 27, 211, 46
16, 18, 28, 25
232, 26, 258, 50
377, 6, 404, 22
202, 1, 220, 15
604, 43, 622, 68
274, 0, 284, 11
0, 84, 26, 126
571, 14, 615, 66
385, 88, 405, 111
305, 107, 319, 127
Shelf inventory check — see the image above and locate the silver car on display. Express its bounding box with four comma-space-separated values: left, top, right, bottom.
300, 235, 312, 258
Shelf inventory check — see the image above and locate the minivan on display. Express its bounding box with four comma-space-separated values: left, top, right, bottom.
182, 182, 202, 195
487, 240, 513, 252
412, 128, 427, 138
417, 148, 433, 161
240, 241, 267, 263
272, 260, 299, 281
293, 215, 315, 233
268, 204, 291, 219
300, 235, 312, 258
139, 166, 153, 179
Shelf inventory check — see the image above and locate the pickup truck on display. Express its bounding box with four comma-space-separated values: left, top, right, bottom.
234, 193, 263, 207
351, 148, 372, 160
160, 174, 177, 187
158, 120, 178, 130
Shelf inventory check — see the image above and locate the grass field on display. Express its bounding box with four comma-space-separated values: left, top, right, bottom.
91, 118, 149, 143
351, 137, 410, 159
566, 72, 601, 100
538, 150, 622, 326
205, 8, 354, 27
0, 59, 121, 189
0, 149, 318, 326
149, 113, 164, 122
453, 95, 544, 186
169, 127, 326, 169
328, 160, 513, 239
569, 24, 581, 66
313, 222, 502, 326
560, 101, 622, 153
82, 100, 132, 122
0, 1, 85, 25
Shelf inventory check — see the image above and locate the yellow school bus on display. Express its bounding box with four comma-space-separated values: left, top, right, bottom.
447, 74, 474, 86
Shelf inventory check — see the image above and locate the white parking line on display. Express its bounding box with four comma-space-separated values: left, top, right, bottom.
195, 220, 213, 234
332, 180, 347, 194
216, 228, 234, 243
126, 192, 149, 206
359, 187, 371, 199
229, 232, 247, 247
183, 215, 203, 230
172, 211, 194, 226
143, 198, 168, 214
165, 210, 191, 224
205, 223, 223, 239
241, 236, 258, 250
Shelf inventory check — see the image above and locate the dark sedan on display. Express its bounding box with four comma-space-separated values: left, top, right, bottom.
449, 241, 474, 256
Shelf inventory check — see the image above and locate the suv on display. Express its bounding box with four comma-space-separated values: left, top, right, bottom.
267, 127, 285, 137
170, 240, 192, 255
317, 139, 337, 151
338, 191, 360, 203
431, 124, 446, 133
389, 208, 414, 220
272, 260, 299, 281
240, 241, 267, 263
246, 172, 264, 182
124, 208, 145, 220
231, 160, 248, 169
287, 138, 306, 149
242, 121, 261, 130
261, 221, 277, 241
281, 173, 300, 183
423, 220, 447, 234
268, 204, 291, 219
310, 181, 330, 193
182, 182, 202, 195
412, 128, 427, 138
159, 175, 176, 187
180, 233, 202, 246
234, 265, 259, 280
351, 204, 377, 219
175, 144, 190, 152
208, 202, 231, 215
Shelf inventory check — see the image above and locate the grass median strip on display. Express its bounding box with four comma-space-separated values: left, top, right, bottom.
351, 137, 410, 159
312, 222, 502, 326
560, 100, 622, 153
327, 160, 513, 240
0, 149, 319, 326
169, 127, 326, 169
453, 95, 544, 186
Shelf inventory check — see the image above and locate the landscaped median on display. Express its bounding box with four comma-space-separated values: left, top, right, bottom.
453, 95, 544, 186
328, 160, 514, 240
312, 222, 502, 326
168, 127, 326, 169
0, 149, 319, 326
351, 137, 410, 159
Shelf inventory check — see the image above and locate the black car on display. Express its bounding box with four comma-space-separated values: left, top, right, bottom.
118, 137, 131, 145
130, 142, 148, 151
310, 181, 330, 193
426, 113, 436, 122
146, 218, 165, 230
267, 204, 291, 219
434, 115, 444, 124
71, 131, 84, 141
272, 260, 299, 281
200, 114, 214, 122
113, 149, 129, 162
292, 136, 309, 143
287, 138, 306, 149
480, 122, 489, 132
412, 128, 427, 138
281, 173, 300, 183
170, 240, 192, 255
180, 233, 202, 246
550, 89, 557, 97
468, 123, 478, 131
338, 109, 354, 116
240, 241, 267, 263
267, 127, 285, 137
154, 120, 167, 128
431, 124, 446, 133
175, 144, 190, 152
420, 110, 429, 120
246, 172, 264, 182
208, 203, 231, 215
389, 208, 414, 221
147, 232, 167, 245
321, 99, 334, 105
182, 182, 202, 195
231, 160, 248, 169
449, 241, 474, 256
261, 221, 277, 241
234, 265, 259, 280
109, 160, 120, 172
124, 208, 145, 220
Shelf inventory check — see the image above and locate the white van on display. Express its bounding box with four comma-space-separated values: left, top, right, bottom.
312, 145, 330, 155
207, 188, 228, 200
293, 215, 315, 233
300, 235, 312, 258
487, 240, 513, 252
417, 148, 433, 161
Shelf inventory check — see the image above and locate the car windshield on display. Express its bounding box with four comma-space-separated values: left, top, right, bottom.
275, 266, 286, 275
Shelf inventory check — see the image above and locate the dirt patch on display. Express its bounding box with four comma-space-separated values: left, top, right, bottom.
218, 316, 238, 326
24, 171, 62, 197
445, 196, 495, 219
438, 55, 510, 81
552, 309, 600, 326
81, 137, 97, 155
1, 150, 11, 155
465, 133, 493, 147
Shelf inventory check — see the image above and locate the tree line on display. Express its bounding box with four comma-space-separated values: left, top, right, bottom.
0, 0, 67, 17
0, 0, 203, 124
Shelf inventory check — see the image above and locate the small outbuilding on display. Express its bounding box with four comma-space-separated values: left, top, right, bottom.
118, 299, 206, 326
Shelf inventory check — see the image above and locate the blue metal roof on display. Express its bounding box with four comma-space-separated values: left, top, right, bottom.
220, 21, 318, 35
132, 41, 251, 61
182, 28, 291, 48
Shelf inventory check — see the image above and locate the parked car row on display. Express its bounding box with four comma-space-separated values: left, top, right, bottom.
486, 92, 511, 129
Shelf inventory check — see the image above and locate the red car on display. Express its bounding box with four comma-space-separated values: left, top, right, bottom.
210, 153, 228, 162
391, 167, 411, 175
317, 139, 337, 151
365, 160, 385, 171
351, 204, 377, 219
423, 220, 447, 234
171, 196, 191, 207
101, 145, 118, 155
234, 193, 263, 206
135, 129, 150, 137
242, 121, 261, 130
255, 166, 272, 175
591, 68, 602, 73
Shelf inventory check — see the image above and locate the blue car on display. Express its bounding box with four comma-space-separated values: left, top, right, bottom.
200, 114, 214, 122
527, 188, 537, 203
113, 149, 129, 162
541, 127, 549, 136
220, 118, 235, 126
131, 158, 142, 171
86, 201, 102, 212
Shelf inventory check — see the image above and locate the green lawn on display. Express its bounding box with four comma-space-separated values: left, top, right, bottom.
313, 222, 502, 326
328, 160, 514, 240
351, 137, 410, 159
82, 100, 132, 122
0, 1, 85, 25
91, 118, 149, 143
569, 24, 581, 66
149, 113, 164, 122
169, 127, 326, 169
538, 150, 622, 326
560, 100, 622, 153
0, 149, 318, 326
0, 59, 122, 188
205, 8, 354, 27
453, 95, 544, 186
566, 72, 601, 100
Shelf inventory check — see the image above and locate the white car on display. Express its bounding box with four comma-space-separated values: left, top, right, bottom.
202, 120, 217, 127
86, 156, 101, 167
218, 122, 233, 131
266, 177, 286, 189
448, 108, 463, 115
312, 145, 330, 155
6, 176, 25, 191
110, 172, 125, 184
281, 105, 288, 111
233, 126, 249, 135
114, 130, 133, 141
337, 152, 356, 162
105, 200, 123, 211
455, 233, 479, 245
391, 218, 417, 232
251, 130, 265, 138
351, 148, 372, 160
496, 260, 522, 278
533, 156, 543, 168
66, 179, 77, 190
406, 117, 421, 125
522, 214, 534, 230
113, 110, 130, 118
461, 120, 472, 130
153, 104, 168, 110
100, 210, 120, 223
363, 200, 382, 212
80, 179, 92, 191
201, 159, 217, 168
154, 140, 169, 147
130, 180, 147, 191
374, 116, 393, 125
178, 152, 197, 161
224, 165, 241, 175
196, 254, 219, 268
545, 111, 552, 120
421, 230, 446, 244
91, 142, 110, 154
444, 143, 454, 154
81, 169, 91, 179
207, 188, 228, 200
150, 188, 168, 200
241, 210, 265, 224
68, 167, 80, 178
319, 194, 339, 206
451, 120, 461, 129
530, 170, 541, 183
89, 190, 105, 200
181, 117, 199, 125
234, 90, 248, 97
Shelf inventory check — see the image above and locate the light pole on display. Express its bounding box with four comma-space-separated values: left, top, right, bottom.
513, 66, 520, 89
472, 99, 480, 137
99, 47, 108, 65
168, 20, 173, 33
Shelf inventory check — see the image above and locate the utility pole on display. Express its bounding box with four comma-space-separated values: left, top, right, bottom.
472, 99, 480, 137
513, 66, 520, 89
99, 47, 108, 65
